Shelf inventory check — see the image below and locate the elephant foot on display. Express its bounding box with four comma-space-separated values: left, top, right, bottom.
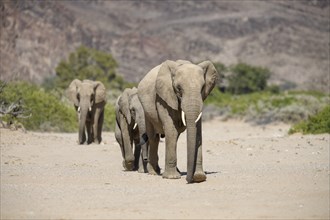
138, 162, 148, 173
93, 139, 103, 145
162, 169, 181, 179
147, 163, 161, 175
138, 167, 145, 173
193, 171, 207, 183
123, 160, 134, 171
77, 140, 87, 145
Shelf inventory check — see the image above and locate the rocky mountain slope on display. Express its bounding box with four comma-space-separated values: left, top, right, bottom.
1, 0, 329, 92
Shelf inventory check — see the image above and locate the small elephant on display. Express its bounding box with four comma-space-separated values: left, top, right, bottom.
138, 60, 218, 183
67, 79, 106, 145
115, 87, 148, 172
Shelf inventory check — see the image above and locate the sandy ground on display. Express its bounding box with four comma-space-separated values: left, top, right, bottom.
1, 118, 329, 219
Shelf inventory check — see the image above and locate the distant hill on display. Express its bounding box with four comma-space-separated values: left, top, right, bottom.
1, 0, 329, 92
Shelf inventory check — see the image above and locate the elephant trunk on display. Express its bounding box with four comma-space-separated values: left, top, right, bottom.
182, 97, 203, 183
136, 111, 148, 161
123, 138, 135, 169
119, 115, 135, 170
78, 107, 88, 144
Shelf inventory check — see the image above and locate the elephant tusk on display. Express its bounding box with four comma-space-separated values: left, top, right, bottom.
133, 123, 137, 130
195, 112, 202, 123
181, 111, 186, 126
77, 106, 81, 113
89, 106, 92, 112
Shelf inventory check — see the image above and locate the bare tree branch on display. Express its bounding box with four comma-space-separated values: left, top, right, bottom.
0, 100, 31, 118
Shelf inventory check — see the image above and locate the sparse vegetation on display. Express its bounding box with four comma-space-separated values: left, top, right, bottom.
2, 49, 328, 135
289, 105, 330, 134
204, 88, 330, 126
206, 62, 329, 134
0, 81, 76, 132
0, 47, 137, 132
0, 80, 118, 132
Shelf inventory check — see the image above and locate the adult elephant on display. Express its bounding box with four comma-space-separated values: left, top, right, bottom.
67, 79, 106, 145
115, 87, 148, 172
138, 60, 218, 183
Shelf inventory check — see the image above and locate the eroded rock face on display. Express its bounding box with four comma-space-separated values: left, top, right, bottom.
1, 1, 329, 92
0, 1, 106, 84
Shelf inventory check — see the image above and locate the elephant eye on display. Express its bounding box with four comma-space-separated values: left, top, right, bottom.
176, 85, 183, 97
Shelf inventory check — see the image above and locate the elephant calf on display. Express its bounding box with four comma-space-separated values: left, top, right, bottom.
67, 79, 106, 145
115, 87, 148, 172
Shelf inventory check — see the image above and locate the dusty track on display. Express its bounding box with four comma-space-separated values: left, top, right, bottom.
1, 118, 329, 219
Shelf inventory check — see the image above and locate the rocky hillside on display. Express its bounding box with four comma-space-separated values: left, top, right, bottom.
1, 0, 329, 92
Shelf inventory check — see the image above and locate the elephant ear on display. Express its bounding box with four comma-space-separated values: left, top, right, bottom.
119, 88, 132, 125
128, 87, 138, 103
155, 60, 179, 110
67, 79, 82, 107
129, 87, 138, 97
198, 60, 218, 101
93, 81, 106, 104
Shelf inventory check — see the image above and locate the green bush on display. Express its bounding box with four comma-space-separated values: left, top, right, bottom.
289, 105, 330, 134
227, 63, 270, 94
0, 81, 117, 132
213, 62, 227, 91
0, 81, 76, 132
103, 103, 116, 131
45, 45, 128, 91
214, 62, 227, 74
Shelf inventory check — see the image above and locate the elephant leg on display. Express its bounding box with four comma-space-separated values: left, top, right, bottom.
115, 122, 125, 159
133, 138, 141, 171
193, 117, 206, 182
133, 133, 148, 173
81, 131, 87, 145
97, 109, 104, 143
138, 153, 148, 173
86, 119, 93, 144
148, 135, 160, 175
132, 131, 148, 173
138, 143, 148, 173
93, 108, 102, 144
136, 139, 148, 173
146, 121, 160, 175
162, 120, 181, 179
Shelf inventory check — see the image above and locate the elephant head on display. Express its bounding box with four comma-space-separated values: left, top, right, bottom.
128, 88, 149, 164
116, 87, 148, 171
156, 60, 218, 183
67, 79, 106, 144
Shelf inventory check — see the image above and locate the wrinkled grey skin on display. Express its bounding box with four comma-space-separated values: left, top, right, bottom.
115, 87, 148, 172
138, 60, 218, 183
67, 79, 106, 145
